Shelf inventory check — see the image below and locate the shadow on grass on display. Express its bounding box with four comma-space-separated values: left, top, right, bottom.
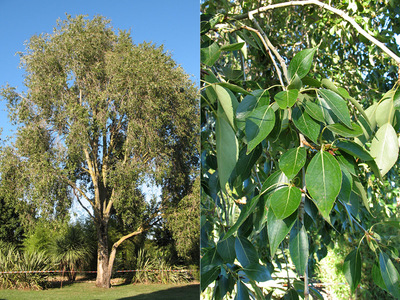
116, 283, 200, 300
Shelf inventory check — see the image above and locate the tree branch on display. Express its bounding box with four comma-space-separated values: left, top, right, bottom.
72, 188, 95, 220
232, 0, 400, 65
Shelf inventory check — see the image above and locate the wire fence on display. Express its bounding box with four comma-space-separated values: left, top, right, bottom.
0, 269, 197, 274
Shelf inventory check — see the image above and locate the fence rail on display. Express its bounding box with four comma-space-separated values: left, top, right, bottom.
0, 269, 197, 274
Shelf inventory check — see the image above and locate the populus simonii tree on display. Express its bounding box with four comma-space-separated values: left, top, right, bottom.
1, 15, 198, 288
201, 0, 400, 299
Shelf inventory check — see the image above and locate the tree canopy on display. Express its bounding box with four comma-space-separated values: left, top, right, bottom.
201, 0, 400, 299
1, 14, 198, 288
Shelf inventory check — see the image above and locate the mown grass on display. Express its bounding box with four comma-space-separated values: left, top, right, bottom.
0, 281, 200, 300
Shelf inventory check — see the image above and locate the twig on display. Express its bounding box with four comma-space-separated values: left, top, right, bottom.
232, 0, 400, 65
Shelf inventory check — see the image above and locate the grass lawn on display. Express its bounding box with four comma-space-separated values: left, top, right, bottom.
0, 281, 200, 300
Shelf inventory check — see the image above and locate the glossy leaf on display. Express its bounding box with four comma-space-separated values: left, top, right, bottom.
318, 89, 352, 128
231, 144, 262, 182
220, 42, 245, 51
303, 100, 326, 123
201, 42, 220, 66
334, 139, 374, 161
213, 84, 239, 129
217, 236, 236, 264
216, 110, 238, 191
274, 89, 299, 109
270, 186, 302, 219
379, 252, 400, 299
201, 266, 220, 291
343, 249, 361, 293
261, 170, 290, 195
370, 123, 399, 177
279, 147, 307, 180
201, 247, 223, 273
245, 105, 275, 153
243, 262, 272, 282
223, 194, 261, 240
267, 209, 297, 258
236, 280, 250, 300
376, 98, 395, 127
306, 151, 342, 221
235, 236, 259, 267
289, 220, 309, 275
218, 82, 251, 95
326, 123, 363, 137
338, 168, 352, 202
287, 48, 317, 80
352, 178, 371, 214
292, 106, 320, 144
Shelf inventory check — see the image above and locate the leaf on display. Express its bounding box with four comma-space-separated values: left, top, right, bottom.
279, 147, 307, 180
270, 186, 302, 219
372, 260, 387, 291
201, 247, 223, 273
267, 209, 297, 258
231, 144, 262, 182
243, 263, 272, 282
235, 236, 259, 267
334, 139, 374, 161
236, 280, 250, 300
287, 48, 317, 80
318, 89, 352, 128
289, 220, 309, 275
274, 89, 299, 109
370, 123, 399, 177
343, 249, 362, 294
245, 105, 275, 153
213, 84, 239, 129
261, 170, 290, 195
352, 179, 371, 214
288, 74, 302, 90
305, 151, 342, 221
216, 110, 239, 191
201, 266, 220, 291
376, 98, 395, 127
217, 236, 236, 264
379, 251, 400, 299
303, 100, 326, 123
217, 82, 251, 95
223, 194, 261, 240
220, 42, 245, 51
338, 168, 352, 202
201, 42, 220, 66
292, 106, 320, 144
326, 123, 363, 137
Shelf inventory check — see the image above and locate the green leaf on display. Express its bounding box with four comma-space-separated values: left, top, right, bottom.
220, 42, 245, 51
201, 266, 220, 291
201, 42, 220, 66
231, 145, 262, 182
292, 106, 320, 144
245, 105, 275, 153
379, 251, 400, 299
261, 170, 290, 195
217, 236, 236, 264
235, 236, 259, 267
236, 280, 250, 300
267, 209, 297, 258
279, 147, 307, 180
338, 168, 352, 202
318, 89, 352, 128
288, 74, 302, 90
334, 139, 374, 161
243, 263, 272, 282
201, 247, 223, 273
326, 123, 363, 137
216, 109, 239, 191
274, 89, 299, 109
270, 186, 302, 219
352, 178, 371, 214
223, 194, 261, 240
303, 100, 326, 123
289, 220, 309, 275
376, 98, 395, 127
343, 249, 362, 294
217, 82, 251, 95
213, 84, 239, 129
370, 123, 399, 177
372, 260, 387, 291
287, 48, 317, 80
306, 151, 342, 221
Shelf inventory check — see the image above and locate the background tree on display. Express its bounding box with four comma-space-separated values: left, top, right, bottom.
201, 0, 400, 299
0, 14, 198, 288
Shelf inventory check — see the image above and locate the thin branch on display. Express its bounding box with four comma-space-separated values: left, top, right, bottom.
72, 188, 95, 220
232, 0, 400, 65
240, 25, 286, 88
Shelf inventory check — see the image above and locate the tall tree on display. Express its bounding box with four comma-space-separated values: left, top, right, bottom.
0, 15, 198, 288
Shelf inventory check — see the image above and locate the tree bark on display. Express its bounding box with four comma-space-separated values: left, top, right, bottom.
95, 218, 111, 288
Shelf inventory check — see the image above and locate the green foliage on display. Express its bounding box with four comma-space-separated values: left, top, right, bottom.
201, 0, 400, 298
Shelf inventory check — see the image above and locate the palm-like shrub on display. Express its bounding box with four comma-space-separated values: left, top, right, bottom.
48, 224, 93, 281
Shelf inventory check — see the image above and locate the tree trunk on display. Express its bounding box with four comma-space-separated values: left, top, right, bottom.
95, 219, 111, 288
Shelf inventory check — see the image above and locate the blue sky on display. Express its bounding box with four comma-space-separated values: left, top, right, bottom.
0, 0, 199, 140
